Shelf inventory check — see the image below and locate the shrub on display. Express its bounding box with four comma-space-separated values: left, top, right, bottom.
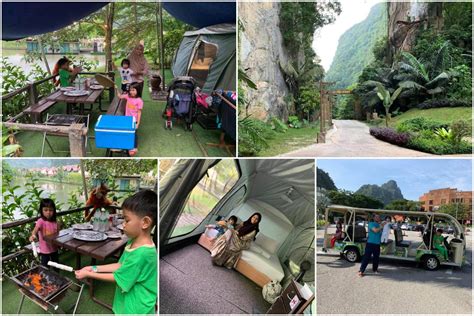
416, 99, 470, 109
238, 118, 275, 156
370, 127, 411, 147
396, 117, 447, 133
407, 136, 472, 155
288, 115, 302, 128
269, 117, 288, 133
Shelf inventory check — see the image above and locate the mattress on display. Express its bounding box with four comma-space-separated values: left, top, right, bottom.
240, 249, 285, 282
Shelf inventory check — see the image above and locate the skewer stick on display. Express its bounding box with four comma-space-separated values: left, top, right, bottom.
47, 261, 74, 272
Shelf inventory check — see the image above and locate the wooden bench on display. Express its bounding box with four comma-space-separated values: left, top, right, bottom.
106, 96, 126, 116
24, 99, 57, 123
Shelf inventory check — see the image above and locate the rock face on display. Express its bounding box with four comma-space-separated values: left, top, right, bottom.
239, 2, 290, 121
356, 180, 404, 205
387, 2, 443, 64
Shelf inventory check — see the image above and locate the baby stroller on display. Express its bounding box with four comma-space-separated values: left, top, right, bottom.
163, 76, 197, 131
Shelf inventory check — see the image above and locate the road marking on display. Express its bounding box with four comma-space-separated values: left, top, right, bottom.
446, 269, 453, 275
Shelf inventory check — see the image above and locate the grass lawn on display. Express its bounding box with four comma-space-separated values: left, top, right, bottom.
2, 251, 118, 314
258, 123, 319, 156
14, 72, 233, 157
379, 107, 472, 128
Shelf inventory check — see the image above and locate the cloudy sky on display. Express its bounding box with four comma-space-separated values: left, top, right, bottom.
318, 159, 473, 200
313, 0, 383, 71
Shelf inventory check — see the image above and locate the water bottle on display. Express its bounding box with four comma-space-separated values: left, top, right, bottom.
99, 211, 106, 232
92, 211, 100, 231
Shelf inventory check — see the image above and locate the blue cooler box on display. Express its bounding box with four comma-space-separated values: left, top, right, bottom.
95, 115, 136, 150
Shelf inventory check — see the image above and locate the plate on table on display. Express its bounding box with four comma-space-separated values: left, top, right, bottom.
72, 231, 107, 242
106, 231, 122, 239
63, 90, 89, 97
60, 87, 75, 92
90, 84, 104, 90
58, 229, 73, 237
72, 223, 93, 230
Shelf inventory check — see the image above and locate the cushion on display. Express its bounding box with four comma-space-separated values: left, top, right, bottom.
255, 233, 279, 253
204, 227, 219, 238
250, 243, 272, 259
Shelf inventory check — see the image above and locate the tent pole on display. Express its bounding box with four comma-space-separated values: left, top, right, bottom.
80, 160, 88, 202
159, 2, 165, 89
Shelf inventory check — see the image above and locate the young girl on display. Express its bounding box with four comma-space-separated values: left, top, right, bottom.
52, 57, 81, 87
29, 199, 61, 266
118, 58, 134, 93
119, 82, 143, 156
330, 221, 343, 248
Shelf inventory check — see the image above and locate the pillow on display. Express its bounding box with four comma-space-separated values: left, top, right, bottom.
204, 227, 219, 238
250, 243, 272, 259
255, 233, 279, 253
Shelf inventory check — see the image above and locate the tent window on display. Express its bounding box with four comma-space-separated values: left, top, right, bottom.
188, 40, 218, 88
170, 159, 239, 237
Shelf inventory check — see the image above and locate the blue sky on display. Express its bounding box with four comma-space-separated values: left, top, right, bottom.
318, 159, 472, 200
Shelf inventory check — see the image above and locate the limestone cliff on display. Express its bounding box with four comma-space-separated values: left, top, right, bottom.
239, 2, 290, 121
387, 2, 443, 64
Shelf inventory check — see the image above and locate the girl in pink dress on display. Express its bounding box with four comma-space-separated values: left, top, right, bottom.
119, 82, 144, 156
29, 199, 60, 266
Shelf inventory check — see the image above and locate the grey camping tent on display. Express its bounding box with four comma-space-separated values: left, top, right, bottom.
172, 23, 236, 93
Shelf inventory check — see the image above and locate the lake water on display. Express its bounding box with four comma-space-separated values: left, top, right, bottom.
2, 49, 105, 75
6, 178, 86, 220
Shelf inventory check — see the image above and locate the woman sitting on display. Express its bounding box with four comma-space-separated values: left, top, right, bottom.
211, 212, 262, 269
330, 221, 344, 248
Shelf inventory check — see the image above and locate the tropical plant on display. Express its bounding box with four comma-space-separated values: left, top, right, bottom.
375, 82, 403, 126
2, 125, 22, 157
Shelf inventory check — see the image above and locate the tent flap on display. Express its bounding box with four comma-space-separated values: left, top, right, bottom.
163, 2, 236, 29
2, 3, 108, 41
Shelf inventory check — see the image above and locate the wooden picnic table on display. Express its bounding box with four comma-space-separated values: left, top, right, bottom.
44, 229, 128, 310
46, 87, 105, 115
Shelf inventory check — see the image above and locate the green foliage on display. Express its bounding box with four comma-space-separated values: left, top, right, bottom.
2, 125, 21, 157
326, 3, 387, 88
446, 64, 471, 100
317, 168, 337, 191
385, 199, 421, 212
327, 190, 384, 209
269, 117, 288, 133
334, 95, 355, 119
396, 117, 447, 133
375, 82, 403, 126
438, 203, 469, 222
298, 85, 320, 121
407, 133, 472, 155
238, 117, 275, 156
288, 116, 302, 129
83, 159, 157, 184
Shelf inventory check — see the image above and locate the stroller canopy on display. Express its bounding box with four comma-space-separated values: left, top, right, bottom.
171, 24, 236, 93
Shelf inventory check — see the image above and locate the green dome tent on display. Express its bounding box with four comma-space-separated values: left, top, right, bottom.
171, 23, 236, 93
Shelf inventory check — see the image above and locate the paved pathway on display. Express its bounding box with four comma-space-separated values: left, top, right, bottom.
283, 120, 433, 157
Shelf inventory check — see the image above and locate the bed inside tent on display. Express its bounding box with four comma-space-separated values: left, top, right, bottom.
159, 159, 315, 314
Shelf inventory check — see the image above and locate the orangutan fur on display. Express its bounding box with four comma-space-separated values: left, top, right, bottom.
85, 183, 112, 222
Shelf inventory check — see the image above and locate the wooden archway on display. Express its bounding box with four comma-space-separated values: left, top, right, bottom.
318, 82, 361, 143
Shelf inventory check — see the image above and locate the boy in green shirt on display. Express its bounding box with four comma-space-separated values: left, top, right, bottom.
433, 228, 449, 261
75, 190, 157, 314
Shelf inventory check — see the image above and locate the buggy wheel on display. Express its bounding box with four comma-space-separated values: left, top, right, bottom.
422, 255, 440, 271
344, 247, 360, 263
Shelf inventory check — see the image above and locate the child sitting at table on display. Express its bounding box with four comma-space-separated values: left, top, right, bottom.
29, 198, 61, 267
75, 190, 157, 314
53, 57, 81, 87
119, 82, 143, 156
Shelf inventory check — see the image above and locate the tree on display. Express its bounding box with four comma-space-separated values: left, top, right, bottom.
438, 203, 468, 222
327, 190, 384, 209
375, 82, 403, 127
385, 199, 421, 212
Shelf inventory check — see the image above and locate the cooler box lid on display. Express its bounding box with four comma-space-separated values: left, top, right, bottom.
95, 115, 135, 131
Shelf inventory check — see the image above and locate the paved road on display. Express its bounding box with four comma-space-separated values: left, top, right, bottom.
283, 120, 432, 157
316, 229, 472, 314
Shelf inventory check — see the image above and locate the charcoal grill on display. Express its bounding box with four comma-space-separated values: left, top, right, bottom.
9, 265, 84, 315
41, 113, 91, 157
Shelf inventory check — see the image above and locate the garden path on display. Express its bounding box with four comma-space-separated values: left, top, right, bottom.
282, 120, 432, 157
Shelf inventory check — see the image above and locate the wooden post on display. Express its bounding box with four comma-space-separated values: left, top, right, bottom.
68, 124, 87, 157
28, 83, 38, 106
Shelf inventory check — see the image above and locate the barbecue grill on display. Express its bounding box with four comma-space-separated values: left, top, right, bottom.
9, 264, 84, 315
